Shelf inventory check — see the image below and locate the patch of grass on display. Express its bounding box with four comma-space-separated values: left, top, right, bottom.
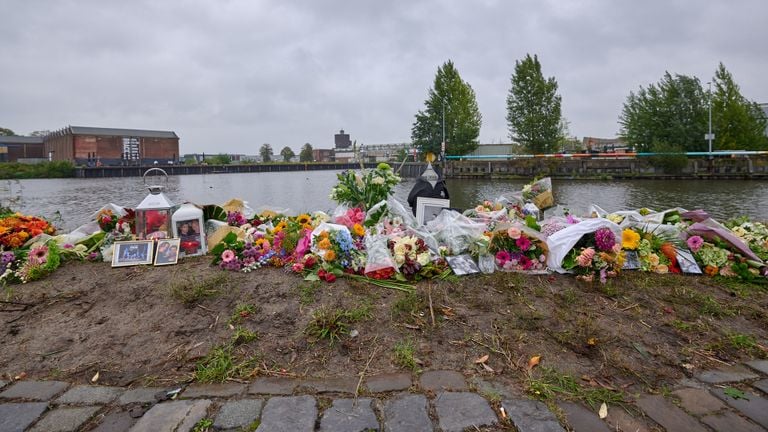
194, 345, 259, 383
305, 305, 372, 344
528, 367, 624, 409
667, 286, 735, 318
391, 291, 424, 319
298, 281, 320, 305
728, 332, 758, 351
671, 320, 693, 332
192, 418, 213, 432
241, 420, 261, 431
558, 288, 578, 306
393, 338, 418, 371
170, 273, 229, 306
229, 303, 258, 325
231, 327, 259, 346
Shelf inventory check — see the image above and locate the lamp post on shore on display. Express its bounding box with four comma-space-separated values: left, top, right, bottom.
441, 98, 446, 162
707, 81, 714, 156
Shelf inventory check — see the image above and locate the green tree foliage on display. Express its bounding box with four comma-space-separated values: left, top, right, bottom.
506, 54, 564, 154
0, 161, 75, 179
0, 127, 15, 136
411, 60, 482, 157
280, 146, 295, 162
711, 63, 768, 150
208, 154, 231, 165
620, 72, 708, 152
259, 143, 273, 162
299, 143, 313, 162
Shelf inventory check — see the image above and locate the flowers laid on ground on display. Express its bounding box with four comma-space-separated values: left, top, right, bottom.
330, 163, 401, 226
621, 227, 681, 274
0, 212, 56, 249
726, 218, 768, 261
562, 227, 625, 282
488, 226, 547, 272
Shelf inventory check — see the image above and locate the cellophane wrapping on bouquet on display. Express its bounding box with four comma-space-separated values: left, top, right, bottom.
546, 218, 623, 274
522, 177, 554, 210
364, 234, 397, 279
426, 210, 487, 255
489, 222, 549, 274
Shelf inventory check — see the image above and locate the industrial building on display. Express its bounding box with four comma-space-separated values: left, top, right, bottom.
0, 135, 45, 162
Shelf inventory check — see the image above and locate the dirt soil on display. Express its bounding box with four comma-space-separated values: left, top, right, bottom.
2, 258, 767, 398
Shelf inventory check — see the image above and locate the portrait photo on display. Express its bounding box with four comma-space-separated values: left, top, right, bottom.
176, 219, 203, 257
416, 197, 451, 226
445, 254, 480, 276
112, 240, 154, 267
154, 238, 180, 266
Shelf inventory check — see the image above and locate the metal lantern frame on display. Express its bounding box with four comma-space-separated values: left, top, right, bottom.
135, 168, 175, 239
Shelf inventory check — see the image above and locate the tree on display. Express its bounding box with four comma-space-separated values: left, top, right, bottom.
208, 154, 231, 165
299, 143, 313, 162
506, 54, 564, 154
411, 60, 482, 157
711, 63, 768, 150
280, 146, 295, 162
619, 72, 708, 152
259, 143, 273, 162
29, 130, 50, 137
0, 127, 14, 136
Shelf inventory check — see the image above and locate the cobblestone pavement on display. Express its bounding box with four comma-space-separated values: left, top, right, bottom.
1, 361, 767, 431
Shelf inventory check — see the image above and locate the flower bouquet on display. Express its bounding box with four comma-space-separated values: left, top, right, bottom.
488, 225, 547, 273
330, 163, 401, 226
0, 240, 62, 284
0, 212, 56, 249
522, 177, 553, 210
546, 219, 623, 282
305, 223, 365, 282
621, 227, 682, 274
726, 217, 768, 261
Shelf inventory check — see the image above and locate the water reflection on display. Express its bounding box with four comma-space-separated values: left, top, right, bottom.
4, 172, 765, 231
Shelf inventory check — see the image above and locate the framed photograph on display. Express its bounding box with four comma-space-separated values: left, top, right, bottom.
112, 240, 154, 267
446, 254, 480, 276
154, 238, 180, 266
175, 218, 204, 257
416, 197, 450, 226
622, 250, 641, 270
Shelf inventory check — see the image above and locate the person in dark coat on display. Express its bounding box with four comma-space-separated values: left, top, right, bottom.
407, 164, 450, 216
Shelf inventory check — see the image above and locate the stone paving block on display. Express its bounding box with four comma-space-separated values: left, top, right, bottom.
248, 377, 297, 395
0, 402, 48, 432
636, 395, 708, 432
419, 370, 468, 392
319, 398, 379, 432
298, 377, 358, 394
435, 392, 498, 432
701, 411, 764, 432
55, 385, 123, 405
29, 406, 101, 432
381, 394, 432, 432
128, 399, 212, 432
91, 410, 138, 432
753, 379, 768, 395
214, 399, 263, 430
696, 365, 760, 384
0, 380, 69, 401
558, 402, 611, 432
181, 383, 245, 398
469, 377, 517, 400
256, 395, 316, 432
745, 360, 768, 375
0, 381, 7, 389
711, 387, 768, 429
365, 373, 412, 393
672, 387, 727, 415
502, 399, 565, 432
118, 387, 168, 405
604, 408, 652, 432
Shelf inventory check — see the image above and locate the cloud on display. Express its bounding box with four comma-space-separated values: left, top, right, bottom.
1, 0, 766, 153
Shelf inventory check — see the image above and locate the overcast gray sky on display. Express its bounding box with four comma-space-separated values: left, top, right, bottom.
2, 1, 766, 154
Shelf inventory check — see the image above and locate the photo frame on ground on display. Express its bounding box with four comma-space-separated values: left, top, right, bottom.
112, 240, 154, 267
175, 218, 204, 257
676, 249, 702, 274
415, 197, 450, 226
154, 238, 180, 266
445, 254, 480, 276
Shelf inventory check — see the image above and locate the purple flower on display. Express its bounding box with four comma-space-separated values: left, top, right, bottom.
594, 228, 616, 252
686, 235, 704, 253
1, 251, 16, 265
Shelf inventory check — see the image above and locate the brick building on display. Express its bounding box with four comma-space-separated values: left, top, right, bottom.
44, 126, 180, 166
0, 136, 45, 162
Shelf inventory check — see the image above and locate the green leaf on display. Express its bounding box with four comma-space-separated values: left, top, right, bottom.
203, 205, 227, 222
723, 387, 749, 401
304, 274, 320, 281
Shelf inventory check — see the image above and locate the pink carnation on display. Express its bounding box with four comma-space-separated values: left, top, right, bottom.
686, 235, 704, 253
576, 247, 595, 267
221, 249, 236, 263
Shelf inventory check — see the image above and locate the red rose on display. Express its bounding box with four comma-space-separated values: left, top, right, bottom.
324, 273, 336, 283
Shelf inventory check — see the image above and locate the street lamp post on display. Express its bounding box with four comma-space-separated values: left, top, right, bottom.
441, 98, 446, 162
707, 81, 714, 156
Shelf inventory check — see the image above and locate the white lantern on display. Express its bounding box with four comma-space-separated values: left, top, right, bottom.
135, 168, 174, 239
172, 203, 207, 257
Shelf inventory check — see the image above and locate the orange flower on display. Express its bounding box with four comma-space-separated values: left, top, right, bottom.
318, 238, 331, 250
324, 250, 336, 261
352, 223, 365, 237
704, 265, 719, 277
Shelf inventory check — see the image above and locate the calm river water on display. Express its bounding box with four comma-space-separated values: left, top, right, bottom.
4, 171, 765, 231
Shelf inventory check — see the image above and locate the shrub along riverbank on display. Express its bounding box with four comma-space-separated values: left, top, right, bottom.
0, 161, 75, 179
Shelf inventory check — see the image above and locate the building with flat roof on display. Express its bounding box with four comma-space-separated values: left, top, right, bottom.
0, 136, 45, 162
44, 126, 179, 166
